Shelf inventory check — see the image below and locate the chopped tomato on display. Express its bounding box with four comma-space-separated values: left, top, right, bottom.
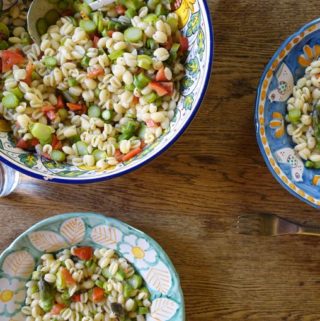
67, 103, 83, 111
115, 149, 123, 161
155, 67, 168, 82
159, 82, 174, 95
93, 35, 100, 48
179, 36, 188, 53
107, 30, 114, 37
80, 104, 87, 115
51, 304, 65, 315
1, 50, 25, 72
72, 294, 81, 302
42, 105, 55, 113
146, 119, 158, 128
56, 95, 65, 109
149, 81, 169, 97
73, 247, 93, 261
61, 267, 76, 286
87, 67, 104, 79
115, 4, 126, 15
42, 152, 51, 160
24, 61, 34, 85
122, 147, 142, 162
163, 36, 173, 50
30, 138, 39, 147
16, 138, 29, 150
52, 135, 62, 150
132, 96, 139, 105
92, 287, 105, 303
46, 110, 56, 121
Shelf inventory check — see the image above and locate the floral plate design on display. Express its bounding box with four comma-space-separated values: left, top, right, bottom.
0, 0, 214, 183
255, 18, 320, 208
0, 213, 184, 321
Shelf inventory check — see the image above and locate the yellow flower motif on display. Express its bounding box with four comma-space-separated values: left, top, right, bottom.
132, 246, 145, 259
173, 0, 195, 28
0, 290, 14, 303
269, 112, 285, 138
298, 44, 320, 67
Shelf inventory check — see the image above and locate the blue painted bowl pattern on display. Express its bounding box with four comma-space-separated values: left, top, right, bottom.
0, 0, 214, 183
256, 18, 320, 208
0, 213, 184, 321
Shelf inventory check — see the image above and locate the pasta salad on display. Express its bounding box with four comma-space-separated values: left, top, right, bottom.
286, 60, 320, 168
22, 246, 151, 321
0, 0, 187, 169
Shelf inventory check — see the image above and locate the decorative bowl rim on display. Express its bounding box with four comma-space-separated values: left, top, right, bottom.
0, 1, 214, 184
0, 212, 185, 321
255, 17, 320, 209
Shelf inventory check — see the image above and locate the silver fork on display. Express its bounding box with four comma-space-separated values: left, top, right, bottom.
234, 213, 320, 236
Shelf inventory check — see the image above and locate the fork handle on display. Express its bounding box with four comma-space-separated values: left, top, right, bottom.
297, 226, 320, 236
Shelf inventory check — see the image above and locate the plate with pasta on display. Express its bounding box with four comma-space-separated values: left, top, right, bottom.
255, 17, 320, 208
0, 0, 213, 183
0, 212, 184, 321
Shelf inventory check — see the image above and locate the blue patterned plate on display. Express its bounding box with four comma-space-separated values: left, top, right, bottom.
0, 0, 213, 184
0, 213, 184, 321
255, 18, 320, 208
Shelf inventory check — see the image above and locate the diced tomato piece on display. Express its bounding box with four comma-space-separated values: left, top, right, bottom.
73, 247, 93, 261
115, 149, 123, 161
132, 96, 139, 105
61, 267, 76, 286
42, 105, 55, 113
146, 119, 158, 128
92, 287, 105, 303
51, 304, 65, 315
93, 35, 100, 48
46, 110, 56, 121
107, 30, 114, 37
16, 138, 29, 150
66, 103, 83, 111
80, 104, 87, 115
1, 50, 25, 72
149, 81, 169, 97
42, 152, 51, 160
52, 135, 62, 150
30, 138, 39, 147
24, 61, 34, 85
115, 4, 126, 15
159, 82, 174, 96
163, 36, 173, 50
155, 67, 168, 82
72, 294, 81, 302
122, 147, 142, 162
179, 36, 188, 53
87, 67, 104, 79
56, 95, 65, 109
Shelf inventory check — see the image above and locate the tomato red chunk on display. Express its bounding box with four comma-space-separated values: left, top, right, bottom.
51, 304, 65, 315
1, 50, 25, 72
73, 246, 94, 261
92, 287, 105, 303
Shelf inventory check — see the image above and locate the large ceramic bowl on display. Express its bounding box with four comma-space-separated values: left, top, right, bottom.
255, 18, 320, 208
0, 0, 213, 183
0, 213, 184, 321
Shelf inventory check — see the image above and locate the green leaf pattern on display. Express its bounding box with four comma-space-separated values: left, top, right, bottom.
57, 170, 88, 177
19, 153, 37, 168
185, 57, 199, 75
184, 95, 194, 110
181, 76, 193, 91
186, 11, 200, 37
197, 29, 205, 59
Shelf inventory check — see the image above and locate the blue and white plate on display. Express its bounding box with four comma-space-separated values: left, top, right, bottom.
0, 213, 184, 321
256, 18, 320, 208
0, 0, 214, 184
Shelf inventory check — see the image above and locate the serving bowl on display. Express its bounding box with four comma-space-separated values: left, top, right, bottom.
255, 18, 320, 208
0, 0, 213, 184
0, 212, 184, 321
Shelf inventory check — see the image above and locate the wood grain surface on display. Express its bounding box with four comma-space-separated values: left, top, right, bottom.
3, 0, 320, 320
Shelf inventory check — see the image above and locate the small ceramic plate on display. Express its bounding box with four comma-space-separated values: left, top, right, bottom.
0, 213, 184, 321
256, 18, 320, 208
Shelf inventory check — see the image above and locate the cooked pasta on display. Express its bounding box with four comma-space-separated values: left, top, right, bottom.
0, 0, 187, 167
22, 246, 151, 321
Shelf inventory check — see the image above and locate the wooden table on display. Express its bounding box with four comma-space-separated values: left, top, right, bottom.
3, 0, 320, 320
